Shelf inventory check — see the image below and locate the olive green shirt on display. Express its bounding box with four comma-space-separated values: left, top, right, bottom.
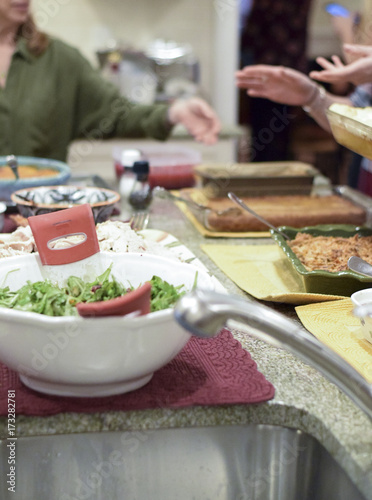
0, 37, 172, 162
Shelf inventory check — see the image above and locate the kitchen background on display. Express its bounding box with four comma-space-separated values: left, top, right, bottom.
31, 0, 364, 177
32, 0, 363, 124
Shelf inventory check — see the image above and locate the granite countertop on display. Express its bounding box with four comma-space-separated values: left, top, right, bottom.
171, 123, 245, 139
1, 196, 371, 499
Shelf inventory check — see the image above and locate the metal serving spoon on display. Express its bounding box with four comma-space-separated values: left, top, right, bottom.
347, 256, 372, 278
227, 192, 290, 239
153, 186, 241, 217
6, 155, 19, 180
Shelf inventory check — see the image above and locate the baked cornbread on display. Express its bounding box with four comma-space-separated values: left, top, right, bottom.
204, 194, 366, 232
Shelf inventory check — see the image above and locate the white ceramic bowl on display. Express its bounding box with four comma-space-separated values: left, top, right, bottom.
0, 201, 6, 231
350, 289, 372, 344
0, 251, 217, 397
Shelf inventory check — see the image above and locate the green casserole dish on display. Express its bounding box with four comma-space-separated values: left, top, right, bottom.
270, 224, 372, 296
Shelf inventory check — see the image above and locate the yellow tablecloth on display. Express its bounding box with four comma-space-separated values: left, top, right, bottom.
201, 244, 344, 304
296, 299, 372, 382
173, 193, 270, 238
201, 243, 372, 381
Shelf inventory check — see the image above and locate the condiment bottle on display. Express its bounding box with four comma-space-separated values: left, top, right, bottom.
129, 161, 152, 210
118, 149, 142, 219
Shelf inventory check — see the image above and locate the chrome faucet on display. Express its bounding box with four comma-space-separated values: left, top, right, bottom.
174, 290, 372, 420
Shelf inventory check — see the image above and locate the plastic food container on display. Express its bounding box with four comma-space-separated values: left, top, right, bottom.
113, 145, 201, 189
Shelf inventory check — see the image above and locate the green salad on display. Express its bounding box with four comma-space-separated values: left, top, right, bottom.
0, 265, 189, 317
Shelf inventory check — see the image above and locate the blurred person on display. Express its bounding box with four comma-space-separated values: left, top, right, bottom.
327, 6, 360, 58
310, 41, 372, 191
326, 0, 372, 60
239, 0, 313, 162
310, 0, 372, 189
236, 0, 372, 190
235, 61, 372, 194
0, 0, 221, 163
308, 2, 369, 187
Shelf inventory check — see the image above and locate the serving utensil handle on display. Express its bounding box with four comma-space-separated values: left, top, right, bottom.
28, 204, 100, 265
6, 155, 19, 180
153, 186, 208, 211
228, 192, 290, 240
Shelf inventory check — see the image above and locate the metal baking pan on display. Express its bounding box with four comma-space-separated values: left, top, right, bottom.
333, 185, 372, 227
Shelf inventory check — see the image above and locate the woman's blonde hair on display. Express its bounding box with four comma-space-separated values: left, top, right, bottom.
18, 15, 49, 56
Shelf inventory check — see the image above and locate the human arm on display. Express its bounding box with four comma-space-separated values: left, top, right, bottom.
235, 64, 352, 132
310, 45, 372, 86
329, 12, 356, 45
167, 97, 221, 145
67, 45, 220, 144
328, 11, 361, 63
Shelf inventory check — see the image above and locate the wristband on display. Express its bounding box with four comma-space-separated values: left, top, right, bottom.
302, 84, 326, 113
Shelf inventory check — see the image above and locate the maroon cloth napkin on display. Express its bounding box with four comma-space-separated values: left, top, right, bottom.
1, 215, 17, 234
0, 329, 275, 416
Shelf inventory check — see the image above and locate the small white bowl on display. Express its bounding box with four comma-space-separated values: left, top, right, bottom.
0, 201, 6, 231
351, 289, 372, 344
0, 251, 218, 397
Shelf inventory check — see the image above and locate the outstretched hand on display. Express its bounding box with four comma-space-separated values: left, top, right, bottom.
168, 97, 221, 145
310, 44, 372, 86
235, 65, 317, 107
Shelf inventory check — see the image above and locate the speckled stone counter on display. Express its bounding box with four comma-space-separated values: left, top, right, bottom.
1, 197, 371, 499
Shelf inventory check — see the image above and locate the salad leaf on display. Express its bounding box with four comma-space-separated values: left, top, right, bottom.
0, 266, 188, 317
149, 275, 186, 312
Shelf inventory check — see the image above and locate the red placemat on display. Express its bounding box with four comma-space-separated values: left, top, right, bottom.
0, 329, 275, 416
1, 215, 17, 234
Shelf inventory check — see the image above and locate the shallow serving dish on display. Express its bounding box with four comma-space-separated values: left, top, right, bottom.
194, 161, 319, 198
11, 185, 120, 223
327, 107, 372, 160
270, 224, 372, 296
0, 156, 71, 201
0, 251, 217, 397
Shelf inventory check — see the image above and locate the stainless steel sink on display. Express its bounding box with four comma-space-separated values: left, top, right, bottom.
0, 424, 367, 500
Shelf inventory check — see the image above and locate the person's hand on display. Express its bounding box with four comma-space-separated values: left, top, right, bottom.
343, 43, 372, 59
235, 65, 318, 106
167, 97, 221, 144
310, 49, 372, 86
